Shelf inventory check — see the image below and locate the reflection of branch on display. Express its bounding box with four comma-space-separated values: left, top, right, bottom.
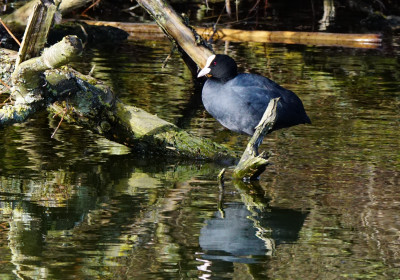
217, 168, 226, 218
247, 214, 275, 255
233, 179, 271, 210
233, 179, 276, 254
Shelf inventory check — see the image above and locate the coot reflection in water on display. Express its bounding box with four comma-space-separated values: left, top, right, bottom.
199, 203, 308, 265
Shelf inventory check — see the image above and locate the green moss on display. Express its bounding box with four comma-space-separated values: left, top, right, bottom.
0, 104, 32, 124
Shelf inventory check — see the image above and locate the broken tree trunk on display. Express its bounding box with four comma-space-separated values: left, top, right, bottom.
0, 36, 82, 126
14, 0, 58, 67
233, 98, 280, 180
1, 0, 82, 125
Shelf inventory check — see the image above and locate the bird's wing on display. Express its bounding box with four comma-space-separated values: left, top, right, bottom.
219, 85, 274, 132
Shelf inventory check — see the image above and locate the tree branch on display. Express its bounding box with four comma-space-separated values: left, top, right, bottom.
233, 98, 280, 180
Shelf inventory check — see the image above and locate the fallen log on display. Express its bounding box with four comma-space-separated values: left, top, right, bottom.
196, 27, 382, 49
75, 20, 382, 49
1, 48, 235, 161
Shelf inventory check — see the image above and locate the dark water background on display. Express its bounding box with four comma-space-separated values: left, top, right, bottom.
1, 6, 400, 279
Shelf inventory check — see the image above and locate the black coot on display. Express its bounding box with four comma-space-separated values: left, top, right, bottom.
197, 54, 311, 135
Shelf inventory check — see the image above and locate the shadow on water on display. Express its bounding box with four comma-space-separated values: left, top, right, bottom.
1, 32, 400, 279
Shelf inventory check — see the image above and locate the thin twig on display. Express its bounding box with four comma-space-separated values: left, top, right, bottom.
208, 4, 226, 43
81, 0, 101, 18
88, 64, 96, 76
217, 168, 226, 188
248, 0, 261, 14
122, 4, 140, 12
162, 45, 176, 68
0, 18, 21, 46
51, 107, 67, 138
0, 96, 12, 108
0, 78, 11, 90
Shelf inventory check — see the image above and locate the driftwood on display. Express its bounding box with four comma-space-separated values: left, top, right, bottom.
76, 20, 382, 49
196, 27, 382, 49
1, 0, 82, 125
1, 37, 83, 126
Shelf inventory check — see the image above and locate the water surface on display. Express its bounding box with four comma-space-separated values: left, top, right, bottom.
0, 36, 399, 279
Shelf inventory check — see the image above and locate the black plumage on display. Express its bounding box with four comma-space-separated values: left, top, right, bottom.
198, 54, 311, 135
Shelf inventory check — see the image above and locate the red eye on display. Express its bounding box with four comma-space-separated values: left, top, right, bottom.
213, 61, 217, 65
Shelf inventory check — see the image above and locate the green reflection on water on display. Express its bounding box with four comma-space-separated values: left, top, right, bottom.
0, 38, 399, 279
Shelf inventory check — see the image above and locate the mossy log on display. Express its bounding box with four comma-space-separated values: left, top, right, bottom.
0, 36, 82, 126
46, 72, 235, 160
1, 46, 235, 160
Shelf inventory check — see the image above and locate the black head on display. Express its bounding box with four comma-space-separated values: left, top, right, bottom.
197, 54, 238, 82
